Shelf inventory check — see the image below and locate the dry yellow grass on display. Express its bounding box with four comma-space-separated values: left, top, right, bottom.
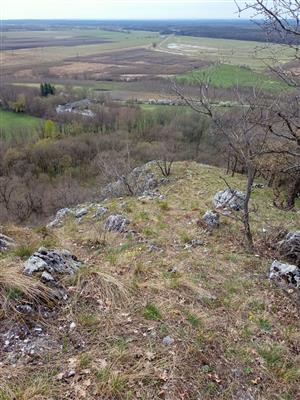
0, 162, 299, 399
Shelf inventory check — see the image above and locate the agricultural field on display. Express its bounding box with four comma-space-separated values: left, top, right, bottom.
176, 64, 289, 91
1, 24, 297, 110
1, 29, 161, 77
0, 109, 41, 139
158, 35, 295, 71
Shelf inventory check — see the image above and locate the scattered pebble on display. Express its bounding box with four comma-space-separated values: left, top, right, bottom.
162, 336, 174, 346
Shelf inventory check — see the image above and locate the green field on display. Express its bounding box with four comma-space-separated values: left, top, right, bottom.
158, 35, 295, 71
0, 109, 41, 139
177, 63, 289, 91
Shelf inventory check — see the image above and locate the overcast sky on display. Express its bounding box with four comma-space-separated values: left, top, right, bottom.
2, 0, 250, 20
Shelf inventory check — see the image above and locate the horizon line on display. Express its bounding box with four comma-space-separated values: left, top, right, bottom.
2, 17, 252, 21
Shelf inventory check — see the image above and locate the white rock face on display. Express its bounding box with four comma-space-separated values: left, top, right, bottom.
213, 189, 246, 211
269, 260, 300, 289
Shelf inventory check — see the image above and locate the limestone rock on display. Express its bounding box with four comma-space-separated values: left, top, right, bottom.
75, 207, 88, 219
279, 231, 300, 266
203, 210, 219, 229
24, 248, 82, 276
47, 208, 73, 228
104, 215, 129, 233
213, 188, 245, 211
269, 260, 300, 289
163, 336, 175, 346
92, 206, 108, 218
184, 239, 203, 249
100, 162, 158, 200
0, 233, 16, 252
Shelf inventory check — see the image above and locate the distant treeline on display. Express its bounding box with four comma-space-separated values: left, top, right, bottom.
2, 19, 299, 44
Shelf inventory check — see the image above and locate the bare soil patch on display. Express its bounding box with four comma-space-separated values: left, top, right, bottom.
66, 48, 210, 79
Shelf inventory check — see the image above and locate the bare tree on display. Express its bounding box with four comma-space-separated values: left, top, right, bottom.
237, 0, 300, 207
174, 83, 273, 252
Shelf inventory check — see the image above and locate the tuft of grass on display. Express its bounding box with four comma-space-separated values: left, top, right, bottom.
79, 352, 93, 368
258, 345, 283, 368
185, 311, 202, 328
158, 201, 170, 211
0, 262, 54, 317
72, 267, 129, 307
257, 318, 272, 332
77, 311, 100, 327
143, 303, 162, 320
96, 367, 127, 397
14, 245, 35, 259
0, 372, 56, 399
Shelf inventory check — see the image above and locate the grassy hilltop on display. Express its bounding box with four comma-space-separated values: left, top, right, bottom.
0, 162, 299, 399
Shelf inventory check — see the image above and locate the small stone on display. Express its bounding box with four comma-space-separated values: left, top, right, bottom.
203, 210, 219, 229
69, 322, 76, 331
75, 207, 88, 218
68, 370, 76, 377
57, 373, 64, 380
17, 305, 34, 314
162, 336, 175, 346
184, 239, 204, 249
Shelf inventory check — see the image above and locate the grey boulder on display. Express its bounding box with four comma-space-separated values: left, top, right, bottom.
24, 247, 82, 276
203, 210, 219, 229
279, 231, 300, 266
213, 189, 245, 211
47, 208, 73, 228
269, 260, 300, 289
75, 207, 88, 218
0, 234, 16, 252
105, 215, 129, 233
92, 206, 108, 218
100, 162, 158, 200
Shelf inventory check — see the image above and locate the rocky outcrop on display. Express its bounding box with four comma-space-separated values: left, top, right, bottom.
213, 188, 245, 211
47, 204, 108, 227
0, 234, 16, 252
100, 162, 158, 200
279, 231, 300, 266
47, 208, 73, 228
24, 248, 82, 279
92, 205, 108, 218
203, 210, 219, 229
269, 260, 300, 289
104, 214, 129, 233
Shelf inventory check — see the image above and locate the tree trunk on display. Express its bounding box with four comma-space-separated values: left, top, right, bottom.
243, 166, 256, 253
231, 156, 238, 177
286, 177, 300, 209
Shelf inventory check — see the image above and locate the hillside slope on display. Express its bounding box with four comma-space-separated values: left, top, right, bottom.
0, 162, 299, 400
